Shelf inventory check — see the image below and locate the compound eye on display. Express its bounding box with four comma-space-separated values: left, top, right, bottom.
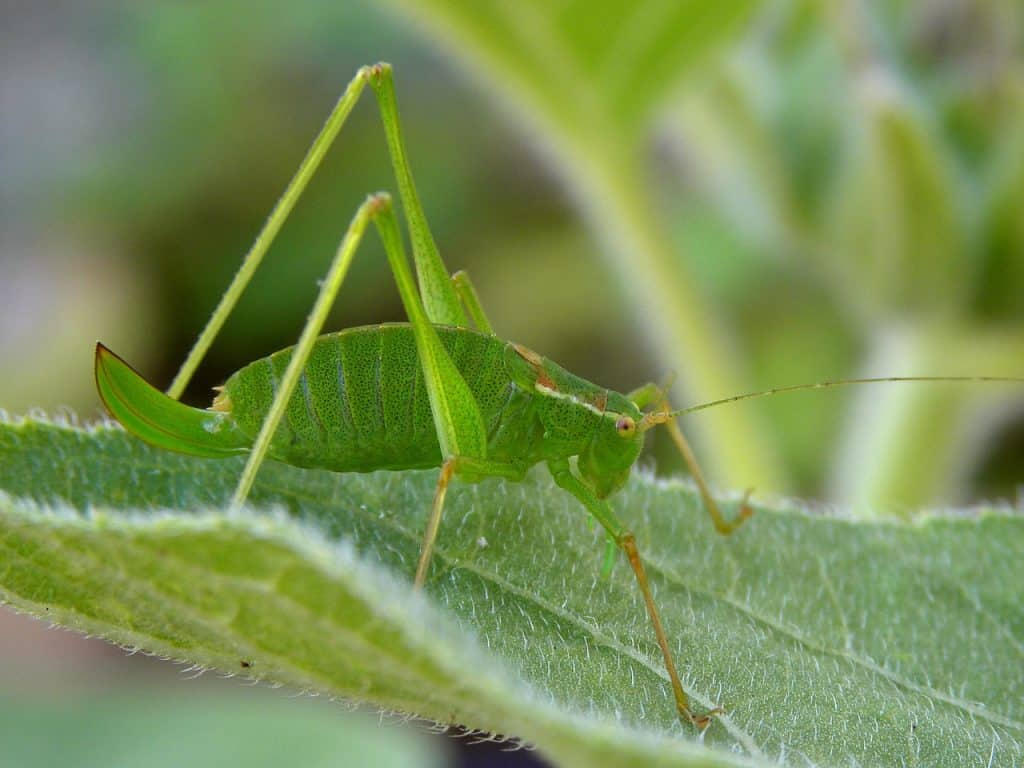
615, 416, 636, 437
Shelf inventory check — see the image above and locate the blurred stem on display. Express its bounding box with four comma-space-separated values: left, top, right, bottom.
830, 326, 1024, 514
567, 144, 786, 492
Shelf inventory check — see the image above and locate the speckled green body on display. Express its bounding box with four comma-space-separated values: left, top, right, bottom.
221, 323, 641, 478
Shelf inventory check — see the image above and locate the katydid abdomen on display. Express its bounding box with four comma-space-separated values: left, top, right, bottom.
97, 324, 547, 474
222, 324, 545, 472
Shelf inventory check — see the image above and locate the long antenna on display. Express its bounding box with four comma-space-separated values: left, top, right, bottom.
637, 377, 1024, 430
671, 376, 1024, 418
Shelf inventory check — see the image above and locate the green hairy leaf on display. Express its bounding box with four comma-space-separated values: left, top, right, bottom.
1, 415, 1022, 767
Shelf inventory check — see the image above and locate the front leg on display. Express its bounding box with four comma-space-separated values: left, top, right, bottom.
630, 382, 753, 536
546, 456, 721, 730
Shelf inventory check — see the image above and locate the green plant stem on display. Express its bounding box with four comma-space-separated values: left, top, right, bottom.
831, 326, 1024, 512
575, 149, 786, 491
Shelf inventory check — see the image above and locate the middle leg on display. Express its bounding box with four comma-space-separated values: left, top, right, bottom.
415, 456, 526, 588
452, 270, 495, 335
546, 456, 720, 729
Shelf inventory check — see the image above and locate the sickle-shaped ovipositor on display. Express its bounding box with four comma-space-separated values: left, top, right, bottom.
95, 343, 250, 459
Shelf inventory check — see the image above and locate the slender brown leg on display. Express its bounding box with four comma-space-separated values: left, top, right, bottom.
620, 533, 722, 728
662, 415, 754, 535
547, 456, 720, 729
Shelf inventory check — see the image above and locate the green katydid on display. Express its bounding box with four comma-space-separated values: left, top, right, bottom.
93, 63, 1024, 731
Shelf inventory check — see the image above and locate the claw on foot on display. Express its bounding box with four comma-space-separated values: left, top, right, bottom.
682, 705, 724, 731
738, 487, 755, 523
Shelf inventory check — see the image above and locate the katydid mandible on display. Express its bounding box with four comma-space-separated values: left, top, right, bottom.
93, 63, 1024, 730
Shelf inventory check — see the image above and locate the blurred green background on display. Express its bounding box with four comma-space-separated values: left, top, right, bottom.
1, 1, 1023, 765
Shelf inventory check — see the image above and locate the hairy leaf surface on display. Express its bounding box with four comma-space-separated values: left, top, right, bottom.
1, 416, 1021, 767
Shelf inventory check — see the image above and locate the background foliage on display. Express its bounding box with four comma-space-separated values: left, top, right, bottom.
3, 1, 1022, 508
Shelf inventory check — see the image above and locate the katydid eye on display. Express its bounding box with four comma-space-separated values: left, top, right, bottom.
615, 416, 635, 436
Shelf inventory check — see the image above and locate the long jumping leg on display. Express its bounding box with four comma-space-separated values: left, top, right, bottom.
168, 67, 373, 399
368, 63, 467, 328
230, 195, 382, 509
169, 63, 470, 399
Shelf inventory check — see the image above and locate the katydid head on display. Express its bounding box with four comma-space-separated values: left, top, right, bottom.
578, 394, 645, 499
503, 341, 646, 497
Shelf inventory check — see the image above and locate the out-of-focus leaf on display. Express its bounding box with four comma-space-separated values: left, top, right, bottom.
0, 693, 444, 768
828, 77, 966, 318
829, 328, 1024, 510
670, 55, 798, 253
976, 95, 1024, 320
385, 1, 760, 140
